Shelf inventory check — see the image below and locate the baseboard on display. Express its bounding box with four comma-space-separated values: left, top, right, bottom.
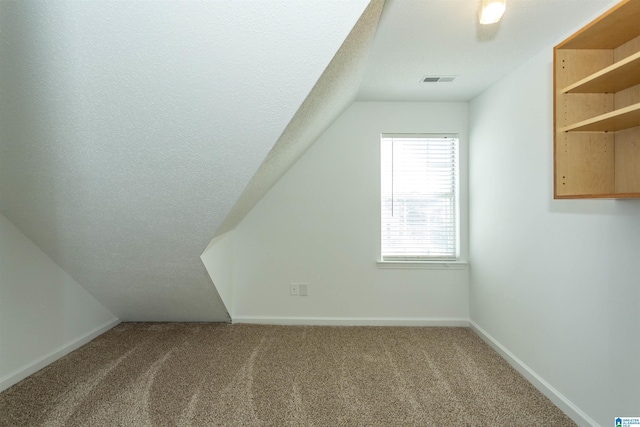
0, 318, 120, 393
232, 315, 469, 327
469, 321, 600, 427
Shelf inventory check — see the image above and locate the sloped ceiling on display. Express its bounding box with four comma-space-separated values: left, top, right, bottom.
0, 0, 370, 321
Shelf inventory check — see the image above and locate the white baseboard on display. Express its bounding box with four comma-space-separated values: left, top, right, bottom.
0, 318, 120, 393
232, 315, 469, 327
469, 321, 600, 427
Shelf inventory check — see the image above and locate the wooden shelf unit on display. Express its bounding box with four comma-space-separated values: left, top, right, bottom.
554, 0, 640, 199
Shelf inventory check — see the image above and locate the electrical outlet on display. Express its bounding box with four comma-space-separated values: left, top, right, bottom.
299, 283, 308, 296
290, 283, 299, 296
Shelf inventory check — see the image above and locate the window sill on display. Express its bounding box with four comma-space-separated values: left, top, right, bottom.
376, 260, 468, 270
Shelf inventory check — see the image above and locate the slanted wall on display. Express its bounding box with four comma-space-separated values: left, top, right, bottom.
0, 214, 118, 392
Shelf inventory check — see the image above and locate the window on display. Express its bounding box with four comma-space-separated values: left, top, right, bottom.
381, 134, 459, 262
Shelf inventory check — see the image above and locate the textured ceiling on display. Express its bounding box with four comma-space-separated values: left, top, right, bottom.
357, 0, 618, 101
0, 0, 369, 321
215, 0, 385, 237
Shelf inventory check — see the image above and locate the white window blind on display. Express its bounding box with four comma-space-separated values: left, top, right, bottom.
381, 134, 459, 261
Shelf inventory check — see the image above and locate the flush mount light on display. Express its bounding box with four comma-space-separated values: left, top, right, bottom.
479, 0, 506, 25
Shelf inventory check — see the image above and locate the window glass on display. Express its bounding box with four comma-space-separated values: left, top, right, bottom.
381, 134, 459, 261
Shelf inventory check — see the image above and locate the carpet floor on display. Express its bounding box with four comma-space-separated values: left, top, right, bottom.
0, 323, 576, 426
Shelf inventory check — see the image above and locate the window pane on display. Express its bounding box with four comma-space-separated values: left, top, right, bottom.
381, 135, 459, 260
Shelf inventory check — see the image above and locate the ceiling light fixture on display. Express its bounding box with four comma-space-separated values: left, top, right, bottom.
479, 0, 506, 25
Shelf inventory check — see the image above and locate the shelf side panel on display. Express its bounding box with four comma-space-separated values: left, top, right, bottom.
555, 132, 615, 196
615, 83, 640, 110
615, 127, 640, 193
614, 33, 640, 62
614, 35, 640, 108
561, 93, 615, 127
555, 50, 613, 126
556, 49, 613, 88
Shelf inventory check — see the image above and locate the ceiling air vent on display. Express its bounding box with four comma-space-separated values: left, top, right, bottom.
421, 75, 457, 83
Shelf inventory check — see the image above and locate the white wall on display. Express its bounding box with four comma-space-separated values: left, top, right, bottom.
0, 214, 118, 392
232, 102, 469, 324
469, 48, 640, 426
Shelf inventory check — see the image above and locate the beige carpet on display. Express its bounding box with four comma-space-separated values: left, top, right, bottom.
0, 323, 576, 426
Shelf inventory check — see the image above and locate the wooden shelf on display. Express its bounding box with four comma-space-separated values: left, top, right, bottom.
561, 103, 640, 132
563, 51, 640, 94
554, 0, 640, 199
555, 192, 640, 200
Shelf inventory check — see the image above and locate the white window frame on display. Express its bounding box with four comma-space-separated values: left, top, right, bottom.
378, 133, 465, 269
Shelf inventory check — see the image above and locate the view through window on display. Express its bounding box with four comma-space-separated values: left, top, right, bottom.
381, 134, 459, 261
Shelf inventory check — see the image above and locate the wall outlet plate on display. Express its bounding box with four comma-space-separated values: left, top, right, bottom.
290, 283, 299, 296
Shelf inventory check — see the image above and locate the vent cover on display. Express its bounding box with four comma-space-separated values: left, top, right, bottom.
421, 75, 457, 83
